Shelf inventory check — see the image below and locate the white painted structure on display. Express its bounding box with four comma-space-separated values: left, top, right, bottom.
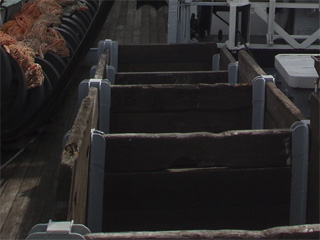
275, 54, 319, 89
167, 0, 320, 50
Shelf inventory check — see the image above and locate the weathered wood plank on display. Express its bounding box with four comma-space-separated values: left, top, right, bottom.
10, 154, 47, 239
234, 50, 305, 128
238, 50, 265, 84
104, 130, 292, 172
1, 194, 33, 239
308, 93, 320, 223
1, 127, 63, 239
1, 67, 89, 239
118, 43, 218, 71
102, 205, 290, 232
110, 110, 252, 133
119, 43, 218, 64
103, 0, 121, 43
91, 0, 118, 47
115, 71, 228, 85
264, 111, 278, 129
104, 170, 291, 208
110, 84, 252, 112
115, 0, 129, 45
15, 81, 81, 237
149, 7, 158, 43
132, 4, 142, 44
118, 62, 216, 72
157, 6, 167, 43
94, 49, 109, 79
0, 154, 34, 239
123, 0, 136, 45
265, 82, 304, 128
141, 5, 151, 44
103, 167, 291, 231
220, 48, 236, 70
86, 224, 320, 240
55, 88, 98, 223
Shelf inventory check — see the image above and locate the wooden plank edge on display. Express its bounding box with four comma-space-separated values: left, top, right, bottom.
104, 129, 292, 172
237, 50, 305, 128
94, 49, 109, 79
115, 71, 229, 85
85, 224, 320, 239
238, 50, 265, 84
265, 82, 305, 128
220, 48, 236, 70
110, 83, 252, 112
54, 88, 98, 221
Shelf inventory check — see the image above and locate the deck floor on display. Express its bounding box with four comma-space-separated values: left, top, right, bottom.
0, 1, 168, 239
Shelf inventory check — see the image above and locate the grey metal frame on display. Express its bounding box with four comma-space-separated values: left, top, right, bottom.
252, 75, 275, 129
87, 130, 106, 232
78, 79, 111, 134
26, 220, 90, 240
290, 120, 310, 225
82, 39, 119, 70
167, 0, 320, 50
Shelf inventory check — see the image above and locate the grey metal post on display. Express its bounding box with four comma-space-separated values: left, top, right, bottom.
267, 0, 276, 45
252, 76, 265, 129
167, 0, 178, 43
90, 65, 115, 84
290, 120, 310, 225
87, 130, 106, 233
212, 53, 220, 71
228, 61, 238, 84
106, 65, 116, 85
97, 39, 118, 72
78, 79, 90, 106
89, 65, 96, 78
227, 2, 237, 49
110, 40, 118, 72
26, 220, 90, 240
252, 75, 275, 129
78, 79, 111, 133
177, 0, 192, 43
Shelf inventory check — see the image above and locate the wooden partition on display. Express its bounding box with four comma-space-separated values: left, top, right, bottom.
238, 50, 265, 84
104, 130, 291, 172
55, 87, 98, 223
220, 48, 237, 70
115, 71, 229, 85
238, 50, 304, 128
115, 47, 236, 85
118, 43, 218, 72
101, 129, 292, 232
110, 83, 252, 133
265, 82, 304, 128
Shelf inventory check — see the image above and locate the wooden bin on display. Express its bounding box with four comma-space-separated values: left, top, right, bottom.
101, 129, 292, 232
110, 83, 252, 133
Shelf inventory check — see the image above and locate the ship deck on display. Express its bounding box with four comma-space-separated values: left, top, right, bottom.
0, 1, 168, 239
